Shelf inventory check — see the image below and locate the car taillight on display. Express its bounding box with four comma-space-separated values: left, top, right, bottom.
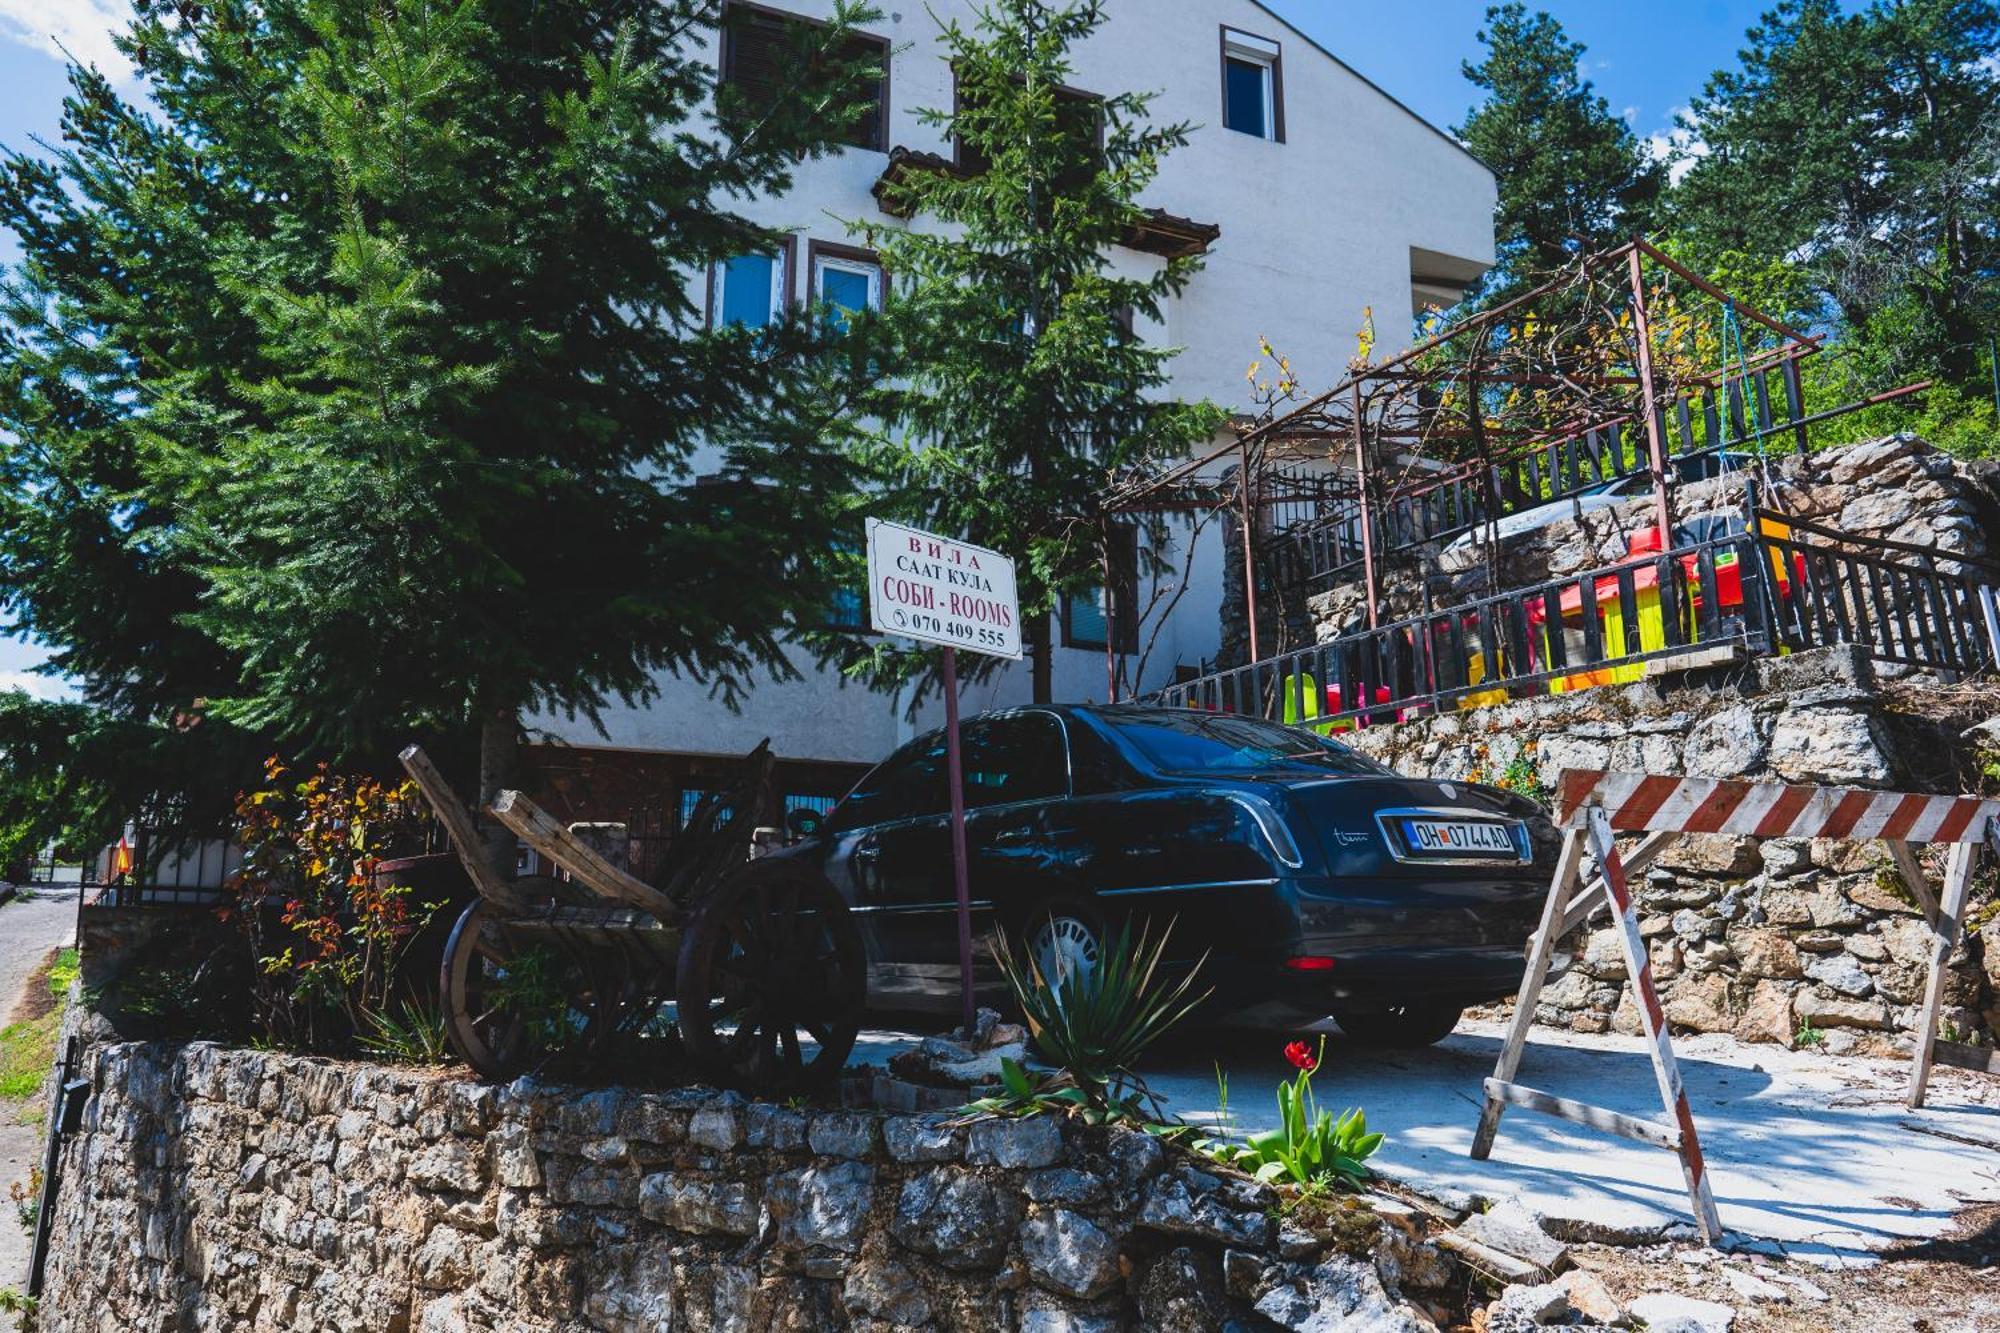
1284, 955, 1336, 972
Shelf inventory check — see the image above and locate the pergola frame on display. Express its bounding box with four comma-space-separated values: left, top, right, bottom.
1102, 239, 1926, 674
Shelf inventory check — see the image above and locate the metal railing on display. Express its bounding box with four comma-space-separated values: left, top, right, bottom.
81, 830, 240, 908
1157, 509, 1998, 727
1760, 512, 2000, 674
1282, 360, 1816, 588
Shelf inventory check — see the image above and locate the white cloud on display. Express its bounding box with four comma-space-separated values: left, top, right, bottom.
0, 0, 134, 86
1643, 106, 1708, 187
0, 669, 70, 702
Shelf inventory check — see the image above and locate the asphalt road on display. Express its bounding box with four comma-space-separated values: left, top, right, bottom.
858, 1012, 2000, 1264
0, 883, 79, 1314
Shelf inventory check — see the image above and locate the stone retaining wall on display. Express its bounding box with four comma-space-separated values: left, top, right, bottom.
37, 1028, 1459, 1333
1339, 648, 2000, 1056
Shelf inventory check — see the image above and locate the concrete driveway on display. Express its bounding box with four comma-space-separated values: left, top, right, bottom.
855, 1014, 2000, 1265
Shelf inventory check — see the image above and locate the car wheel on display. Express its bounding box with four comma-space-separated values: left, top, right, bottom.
1019, 902, 1104, 994
1330, 1002, 1464, 1049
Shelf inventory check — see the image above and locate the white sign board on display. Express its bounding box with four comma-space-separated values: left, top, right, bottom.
865, 518, 1022, 660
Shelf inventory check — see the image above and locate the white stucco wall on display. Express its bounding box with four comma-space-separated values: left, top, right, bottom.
532, 0, 1494, 765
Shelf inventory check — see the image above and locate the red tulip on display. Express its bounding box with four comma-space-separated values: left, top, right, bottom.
1284, 1040, 1317, 1072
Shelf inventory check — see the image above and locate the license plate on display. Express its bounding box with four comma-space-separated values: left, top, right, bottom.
1402, 818, 1521, 858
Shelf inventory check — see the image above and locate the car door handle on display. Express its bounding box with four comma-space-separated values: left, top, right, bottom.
992, 828, 1034, 845
853, 844, 881, 864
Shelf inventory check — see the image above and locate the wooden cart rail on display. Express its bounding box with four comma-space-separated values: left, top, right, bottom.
396, 742, 862, 1093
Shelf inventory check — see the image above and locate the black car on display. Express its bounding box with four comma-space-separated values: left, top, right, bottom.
777, 705, 1560, 1047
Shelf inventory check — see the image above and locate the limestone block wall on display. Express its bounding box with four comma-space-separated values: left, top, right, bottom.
37, 1031, 1457, 1333
1340, 649, 2000, 1056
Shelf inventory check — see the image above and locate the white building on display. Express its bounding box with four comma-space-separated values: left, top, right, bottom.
531, 0, 1494, 827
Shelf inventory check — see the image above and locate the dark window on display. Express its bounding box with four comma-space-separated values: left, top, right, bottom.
825, 582, 867, 630
785, 793, 837, 818
679, 787, 738, 831
958, 713, 1069, 808
828, 733, 949, 830
1220, 28, 1281, 141
1224, 58, 1268, 137
721, 3, 889, 152
1062, 526, 1139, 653
1100, 709, 1389, 777
956, 76, 1103, 191
823, 537, 867, 630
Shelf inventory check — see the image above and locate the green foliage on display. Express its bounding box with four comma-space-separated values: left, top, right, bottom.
231, 762, 441, 1051
1494, 744, 1549, 805
0, 948, 76, 1103
0, 0, 888, 812
961, 1053, 1177, 1130
816, 0, 1226, 703
0, 691, 260, 884
1200, 1038, 1384, 1192
1453, 2, 1999, 451
981, 917, 1209, 1120
1455, 3, 1664, 300
357, 1000, 454, 1066
1794, 1018, 1826, 1049
0, 1014, 55, 1101
1666, 0, 2000, 422
0, 1284, 35, 1318
482, 944, 587, 1052
46, 949, 77, 1000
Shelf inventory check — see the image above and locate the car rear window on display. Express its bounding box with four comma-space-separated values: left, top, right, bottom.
1101, 711, 1390, 776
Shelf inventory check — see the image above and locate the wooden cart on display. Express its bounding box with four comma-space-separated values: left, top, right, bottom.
399, 742, 865, 1093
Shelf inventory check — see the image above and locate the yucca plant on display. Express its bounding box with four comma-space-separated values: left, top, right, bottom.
357, 1000, 454, 1066
967, 917, 1209, 1125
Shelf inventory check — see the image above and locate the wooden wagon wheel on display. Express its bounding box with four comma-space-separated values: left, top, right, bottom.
675, 859, 865, 1093
440, 900, 609, 1080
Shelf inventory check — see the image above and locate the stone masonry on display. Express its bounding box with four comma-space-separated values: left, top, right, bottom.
37, 1025, 1460, 1333
1339, 647, 2000, 1057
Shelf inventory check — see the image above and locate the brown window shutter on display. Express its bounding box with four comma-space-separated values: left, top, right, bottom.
722, 8, 790, 126
723, 6, 884, 151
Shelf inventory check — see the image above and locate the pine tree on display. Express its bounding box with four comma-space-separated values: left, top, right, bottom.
1672, 0, 2000, 390
0, 0, 885, 869
1456, 3, 1665, 297
830, 0, 1223, 704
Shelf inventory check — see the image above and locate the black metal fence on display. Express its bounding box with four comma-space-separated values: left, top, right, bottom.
1156, 507, 1999, 728
1762, 513, 2000, 674
55, 830, 241, 908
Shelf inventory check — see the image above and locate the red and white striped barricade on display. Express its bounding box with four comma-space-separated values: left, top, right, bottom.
1470, 769, 2000, 1244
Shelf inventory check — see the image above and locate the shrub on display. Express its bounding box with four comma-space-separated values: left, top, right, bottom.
227, 759, 442, 1051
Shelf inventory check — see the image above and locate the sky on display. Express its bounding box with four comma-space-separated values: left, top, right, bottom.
0, 0, 1798, 696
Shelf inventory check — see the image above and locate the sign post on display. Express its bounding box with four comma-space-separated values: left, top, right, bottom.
865, 519, 1022, 1034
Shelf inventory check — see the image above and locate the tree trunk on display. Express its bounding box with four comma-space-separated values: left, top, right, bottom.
1028, 610, 1053, 704
476, 700, 520, 884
